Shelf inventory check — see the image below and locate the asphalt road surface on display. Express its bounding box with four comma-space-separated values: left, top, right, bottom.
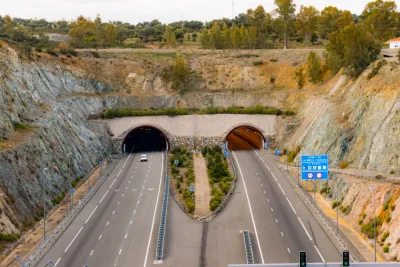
37, 151, 165, 267
226, 134, 341, 264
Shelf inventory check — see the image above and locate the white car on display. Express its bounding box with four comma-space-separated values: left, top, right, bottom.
140, 154, 147, 162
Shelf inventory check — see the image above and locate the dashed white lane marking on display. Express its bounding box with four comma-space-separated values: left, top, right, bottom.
122, 194, 124, 197
137, 200, 140, 205
134, 210, 136, 214
271, 208, 273, 212
64, 227, 83, 252
99, 190, 109, 204
287, 248, 291, 253
286, 198, 297, 214
119, 249, 122, 255
106, 221, 109, 226
132, 189, 137, 192
264, 191, 266, 194
130, 220, 132, 225
272, 173, 277, 181
55, 257, 61, 266
90, 250, 94, 256
112, 210, 115, 215
109, 178, 117, 189
267, 198, 270, 202
85, 206, 98, 224
125, 233, 128, 239
261, 184, 263, 187
278, 183, 286, 196
314, 245, 325, 262
258, 178, 260, 181
232, 151, 265, 264
276, 218, 279, 223
128, 181, 131, 184
298, 217, 313, 241
99, 234, 102, 240
143, 151, 165, 267
125, 186, 128, 190
281, 232, 284, 237
256, 173, 258, 176
117, 169, 123, 177
117, 202, 120, 205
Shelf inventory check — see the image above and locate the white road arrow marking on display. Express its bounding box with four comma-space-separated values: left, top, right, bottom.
132, 189, 137, 192
148, 188, 154, 191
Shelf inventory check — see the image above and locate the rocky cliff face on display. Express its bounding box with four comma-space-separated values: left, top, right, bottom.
283, 60, 400, 174
0, 42, 108, 236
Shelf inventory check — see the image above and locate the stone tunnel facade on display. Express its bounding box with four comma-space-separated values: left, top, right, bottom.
108, 114, 277, 153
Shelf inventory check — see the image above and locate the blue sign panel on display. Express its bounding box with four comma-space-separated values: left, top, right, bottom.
224, 151, 229, 157
189, 185, 196, 192
301, 155, 329, 180
70, 188, 76, 195
100, 161, 104, 167
275, 150, 281, 156
174, 159, 179, 166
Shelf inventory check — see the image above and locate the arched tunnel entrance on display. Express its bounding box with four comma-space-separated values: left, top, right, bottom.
226, 126, 265, 150
122, 126, 168, 153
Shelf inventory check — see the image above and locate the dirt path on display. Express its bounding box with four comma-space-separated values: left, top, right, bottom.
2, 162, 109, 266
193, 153, 211, 217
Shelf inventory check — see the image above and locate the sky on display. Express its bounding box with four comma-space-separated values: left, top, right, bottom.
2, 0, 400, 24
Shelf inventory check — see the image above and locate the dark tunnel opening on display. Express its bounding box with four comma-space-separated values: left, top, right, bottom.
226, 126, 265, 151
122, 126, 168, 153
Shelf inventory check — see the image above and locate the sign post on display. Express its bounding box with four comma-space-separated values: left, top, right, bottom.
69, 188, 75, 212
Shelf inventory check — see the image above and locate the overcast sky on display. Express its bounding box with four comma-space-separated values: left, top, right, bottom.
2, 0, 400, 24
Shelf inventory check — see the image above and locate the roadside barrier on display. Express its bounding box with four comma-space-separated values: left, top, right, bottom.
243, 230, 254, 264
155, 152, 169, 262
14, 159, 119, 267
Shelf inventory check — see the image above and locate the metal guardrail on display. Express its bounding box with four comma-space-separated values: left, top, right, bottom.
155, 152, 169, 262
278, 166, 361, 262
15, 159, 119, 267
199, 148, 238, 222
242, 230, 254, 264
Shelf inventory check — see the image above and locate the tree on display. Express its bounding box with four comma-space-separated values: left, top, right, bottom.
222, 23, 231, 49
318, 6, 341, 39
249, 26, 257, 49
240, 25, 249, 49
116, 24, 130, 43
231, 26, 240, 49
295, 66, 305, 89
69, 16, 96, 47
191, 33, 197, 42
210, 22, 223, 49
362, 0, 398, 42
172, 58, 190, 93
307, 52, 322, 83
201, 27, 210, 48
337, 10, 354, 30
175, 28, 184, 43
164, 26, 176, 48
104, 23, 116, 46
246, 5, 272, 48
325, 23, 381, 78
274, 0, 296, 50
296, 5, 319, 46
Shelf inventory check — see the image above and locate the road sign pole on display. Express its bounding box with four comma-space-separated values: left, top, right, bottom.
314, 180, 316, 202
337, 178, 339, 234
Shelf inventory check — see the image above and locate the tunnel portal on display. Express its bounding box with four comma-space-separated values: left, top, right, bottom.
122, 126, 168, 153
226, 126, 265, 150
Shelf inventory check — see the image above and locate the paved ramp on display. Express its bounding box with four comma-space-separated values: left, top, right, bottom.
194, 152, 211, 217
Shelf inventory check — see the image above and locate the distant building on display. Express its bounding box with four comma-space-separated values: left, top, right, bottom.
386, 38, 400, 49
33, 33, 70, 43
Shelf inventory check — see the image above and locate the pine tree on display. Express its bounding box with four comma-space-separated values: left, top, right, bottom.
307, 52, 322, 83
201, 27, 210, 49
231, 26, 240, 49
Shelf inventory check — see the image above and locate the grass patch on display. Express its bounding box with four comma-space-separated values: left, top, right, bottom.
101, 106, 295, 119
381, 231, 390, 242
253, 60, 264, 66
361, 223, 377, 239
332, 201, 341, 209
368, 60, 387, 79
383, 246, 389, 253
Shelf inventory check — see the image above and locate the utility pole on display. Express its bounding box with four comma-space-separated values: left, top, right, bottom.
336, 178, 339, 234
42, 168, 49, 241
232, 0, 235, 20
181, 12, 184, 30
370, 186, 377, 262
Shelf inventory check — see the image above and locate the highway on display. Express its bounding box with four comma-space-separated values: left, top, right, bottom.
225, 134, 341, 264
37, 151, 165, 267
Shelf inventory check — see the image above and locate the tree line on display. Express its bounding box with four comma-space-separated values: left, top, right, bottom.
200, 0, 400, 50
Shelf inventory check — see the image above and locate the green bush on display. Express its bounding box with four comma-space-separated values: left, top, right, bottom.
60, 49, 78, 56
13, 121, 28, 131
320, 187, 329, 194
361, 223, 376, 239
0, 233, 20, 242
46, 49, 58, 56
171, 165, 179, 175
91, 51, 100, 58
35, 46, 43, 52
221, 181, 231, 194
368, 60, 387, 79
386, 214, 392, 223
253, 60, 264, 66
383, 246, 389, 253
186, 199, 195, 213
332, 201, 341, 209
381, 231, 390, 242
295, 66, 305, 89
270, 76, 276, 84
176, 181, 181, 189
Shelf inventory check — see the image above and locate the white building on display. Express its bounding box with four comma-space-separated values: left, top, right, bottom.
387, 38, 400, 49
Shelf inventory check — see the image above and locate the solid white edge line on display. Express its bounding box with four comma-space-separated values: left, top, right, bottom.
286, 197, 297, 214
298, 217, 313, 241
109, 178, 117, 189
117, 169, 123, 177
55, 257, 61, 266
99, 190, 109, 204
64, 227, 83, 252
143, 152, 164, 267
278, 183, 286, 196
85, 205, 98, 224
314, 245, 325, 262
232, 150, 265, 264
